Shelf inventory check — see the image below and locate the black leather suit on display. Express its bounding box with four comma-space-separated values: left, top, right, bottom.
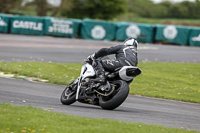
94, 44, 138, 72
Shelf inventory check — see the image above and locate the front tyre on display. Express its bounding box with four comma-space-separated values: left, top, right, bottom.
99, 80, 129, 110
60, 81, 77, 105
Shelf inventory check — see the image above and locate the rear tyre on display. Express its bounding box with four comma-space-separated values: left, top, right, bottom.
60, 81, 77, 105
99, 80, 129, 110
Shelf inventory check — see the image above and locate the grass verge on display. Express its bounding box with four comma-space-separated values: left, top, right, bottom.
114, 16, 200, 26
0, 103, 199, 133
0, 62, 199, 103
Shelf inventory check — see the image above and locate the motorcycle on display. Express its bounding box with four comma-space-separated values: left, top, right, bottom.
60, 58, 142, 110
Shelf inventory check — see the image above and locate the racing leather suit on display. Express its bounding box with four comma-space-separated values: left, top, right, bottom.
95, 44, 138, 72
92, 44, 138, 83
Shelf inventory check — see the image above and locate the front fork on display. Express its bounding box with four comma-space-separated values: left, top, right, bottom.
75, 77, 82, 100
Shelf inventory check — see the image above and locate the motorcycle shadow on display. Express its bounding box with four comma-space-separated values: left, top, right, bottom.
68, 103, 134, 113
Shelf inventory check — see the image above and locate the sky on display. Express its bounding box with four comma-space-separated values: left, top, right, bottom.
151, 0, 195, 3
22, 0, 61, 6
46, 0, 61, 6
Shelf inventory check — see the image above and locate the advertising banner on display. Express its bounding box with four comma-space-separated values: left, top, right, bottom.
10, 16, 44, 36
155, 25, 191, 45
0, 14, 10, 33
189, 28, 200, 46
116, 22, 155, 43
44, 17, 81, 37
81, 19, 116, 41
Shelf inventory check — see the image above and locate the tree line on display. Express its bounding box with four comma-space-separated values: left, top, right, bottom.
0, 0, 200, 20
129, 0, 200, 19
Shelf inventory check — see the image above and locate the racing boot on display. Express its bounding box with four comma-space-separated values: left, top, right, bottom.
92, 61, 106, 84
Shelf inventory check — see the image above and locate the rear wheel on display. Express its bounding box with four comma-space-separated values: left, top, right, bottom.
99, 80, 129, 110
60, 81, 77, 105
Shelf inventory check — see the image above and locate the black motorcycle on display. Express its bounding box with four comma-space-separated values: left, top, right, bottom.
60, 59, 142, 110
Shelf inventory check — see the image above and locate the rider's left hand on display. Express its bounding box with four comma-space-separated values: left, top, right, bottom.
87, 53, 95, 61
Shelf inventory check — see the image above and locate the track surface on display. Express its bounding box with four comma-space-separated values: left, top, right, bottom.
0, 34, 200, 63
0, 34, 200, 131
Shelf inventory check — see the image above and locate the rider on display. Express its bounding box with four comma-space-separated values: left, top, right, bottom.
87, 38, 138, 84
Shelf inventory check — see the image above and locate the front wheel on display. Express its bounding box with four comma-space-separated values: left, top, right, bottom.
99, 80, 129, 110
60, 81, 77, 105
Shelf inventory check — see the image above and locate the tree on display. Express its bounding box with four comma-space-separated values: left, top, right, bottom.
180, 1, 196, 18
195, 0, 200, 18
21, 0, 72, 17
54, 0, 73, 17
156, 1, 173, 18
60, 0, 126, 20
126, 0, 200, 19
126, 0, 158, 18
0, 0, 22, 14
168, 3, 188, 18
35, 0, 48, 16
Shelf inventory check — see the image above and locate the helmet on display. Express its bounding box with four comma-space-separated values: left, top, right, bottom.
123, 38, 138, 48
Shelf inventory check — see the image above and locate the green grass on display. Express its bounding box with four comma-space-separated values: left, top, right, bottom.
114, 16, 200, 28
0, 62, 200, 103
0, 103, 199, 133
127, 17, 200, 25
130, 62, 200, 103
114, 15, 200, 26
0, 62, 81, 85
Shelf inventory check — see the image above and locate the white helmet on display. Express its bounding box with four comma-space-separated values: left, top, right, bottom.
123, 38, 138, 47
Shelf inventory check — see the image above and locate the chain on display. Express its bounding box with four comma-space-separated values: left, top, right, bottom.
94, 86, 115, 96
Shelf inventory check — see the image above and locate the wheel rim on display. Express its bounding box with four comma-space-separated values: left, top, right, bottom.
63, 85, 76, 100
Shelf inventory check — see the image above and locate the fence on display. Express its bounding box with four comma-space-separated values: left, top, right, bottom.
0, 13, 200, 46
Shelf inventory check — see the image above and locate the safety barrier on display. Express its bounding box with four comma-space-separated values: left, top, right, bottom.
189, 28, 200, 47
80, 19, 116, 41
115, 22, 154, 43
0, 13, 200, 46
44, 17, 81, 37
10, 15, 45, 36
155, 24, 191, 46
0, 14, 10, 33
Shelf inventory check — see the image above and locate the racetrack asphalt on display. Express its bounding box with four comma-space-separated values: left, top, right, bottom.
0, 34, 200, 63
0, 34, 200, 131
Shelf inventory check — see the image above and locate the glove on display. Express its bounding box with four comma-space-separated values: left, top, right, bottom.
87, 53, 96, 61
